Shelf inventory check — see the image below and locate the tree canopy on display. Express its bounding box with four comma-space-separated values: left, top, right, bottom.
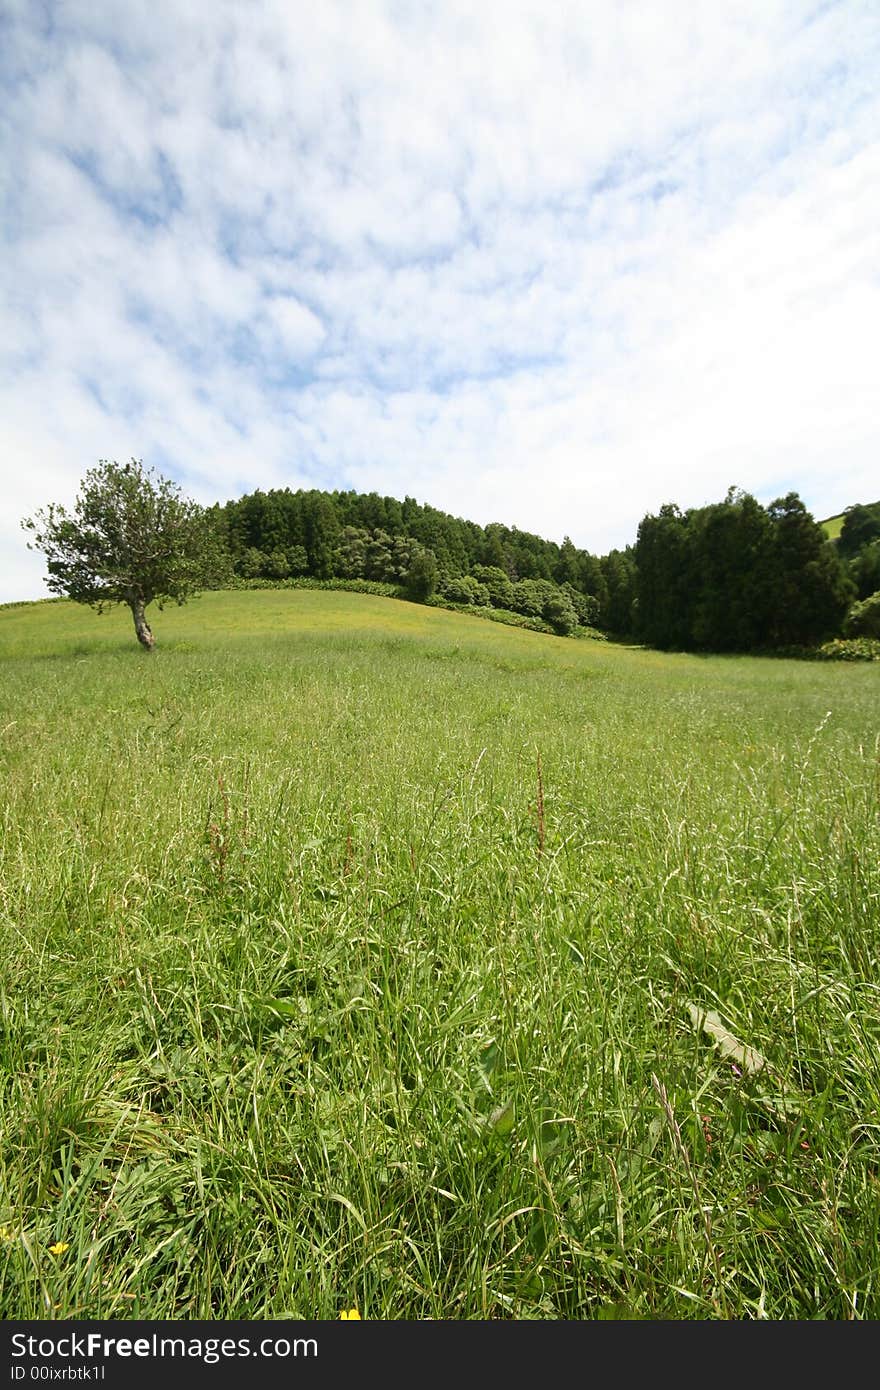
23, 459, 229, 649
635, 487, 853, 651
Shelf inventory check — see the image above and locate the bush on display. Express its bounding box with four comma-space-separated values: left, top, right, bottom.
561, 583, 600, 628
288, 545, 310, 576
844, 591, 880, 639
425, 596, 555, 635
814, 637, 880, 662
438, 575, 490, 606
265, 547, 291, 579
511, 578, 557, 618
238, 547, 268, 578
472, 565, 515, 610
542, 591, 579, 635
228, 576, 403, 598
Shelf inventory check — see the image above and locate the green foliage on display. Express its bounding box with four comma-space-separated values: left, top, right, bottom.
598, 549, 636, 633
22, 459, 230, 647
843, 592, 880, 640
690, 490, 775, 651
220, 485, 609, 631
635, 488, 852, 652
511, 578, 559, 620
425, 596, 554, 634
634, 504, 695, 648
837, 502, 880, 560
239, 546, 268, 579
332, 526, 370, 579
850, 540, 880, 600
288, 544, 309, 576
553, 535, 582, 587
264, 546, 291, 579
541, 590, 578, 635
767, 492, 853, 647
560, 582, 599, 629
404, 549, 438, 602
198, 478, 867, 651
438, 575, 490, 606
472, 564, 514, 609
229, 576, 403, 598
813, 636, 880, 661
364, 528, 397, 580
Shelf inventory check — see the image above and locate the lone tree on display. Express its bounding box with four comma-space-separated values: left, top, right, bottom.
22, 458, 229, 650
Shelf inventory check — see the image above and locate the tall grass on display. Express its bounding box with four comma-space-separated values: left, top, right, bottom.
1, 590, 878, 1318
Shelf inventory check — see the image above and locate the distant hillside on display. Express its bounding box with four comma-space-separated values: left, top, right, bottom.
216, 484, 859, 651
819, 502, 880, 542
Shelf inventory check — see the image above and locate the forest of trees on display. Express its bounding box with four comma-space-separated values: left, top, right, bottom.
634, 489, 854, 650
213, 485, 879, 652
214, 486, 636, 637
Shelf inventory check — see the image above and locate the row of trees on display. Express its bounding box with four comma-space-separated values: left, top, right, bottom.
22, 460, 876, 653
634, 489, 853, 651
215, 486, 637, 634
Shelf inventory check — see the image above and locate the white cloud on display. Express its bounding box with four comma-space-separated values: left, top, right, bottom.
2, 0, 879, 600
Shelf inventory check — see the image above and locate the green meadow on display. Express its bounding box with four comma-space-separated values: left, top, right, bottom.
820, 514, 845, 543
1, 589, 879, 1319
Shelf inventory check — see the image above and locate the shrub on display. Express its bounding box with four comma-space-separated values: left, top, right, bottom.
814, 637, 880, 662
542, 591, 579, 635
844, 591, 880, 639
472, 565, 515, 610
438, 575, 489, 606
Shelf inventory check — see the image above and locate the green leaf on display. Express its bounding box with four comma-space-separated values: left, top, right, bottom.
258, 995, 308, 1020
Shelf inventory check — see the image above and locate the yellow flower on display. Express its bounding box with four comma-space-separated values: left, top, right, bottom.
48, 1242, 70, 1256
1, 1225, 16, 1242
339, 1308, 361, 1320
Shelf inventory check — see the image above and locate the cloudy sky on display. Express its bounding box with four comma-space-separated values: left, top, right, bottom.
2, 0, 878, 601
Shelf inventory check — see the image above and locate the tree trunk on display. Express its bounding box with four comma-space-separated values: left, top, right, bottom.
130, 596, 155, 650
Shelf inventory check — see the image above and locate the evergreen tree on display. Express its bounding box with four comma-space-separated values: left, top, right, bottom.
302, 491, 339, 578
599, 549, 636, 634
689, 490, 775, 651
404, 549, 438, 602
766, 493, 853, 646
634, 505, 696, 648
553, 536, 582, 587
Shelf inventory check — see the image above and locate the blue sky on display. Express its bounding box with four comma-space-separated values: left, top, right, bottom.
2, 0, 879, 600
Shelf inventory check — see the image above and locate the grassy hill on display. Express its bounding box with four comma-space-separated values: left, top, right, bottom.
820, 512, 846, 541
1, 590, 879, 1319
819, 501, 880, 541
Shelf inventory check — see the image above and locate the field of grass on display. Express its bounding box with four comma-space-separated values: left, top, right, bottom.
1, 588, 879, 1319
819, 513, 845, 541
